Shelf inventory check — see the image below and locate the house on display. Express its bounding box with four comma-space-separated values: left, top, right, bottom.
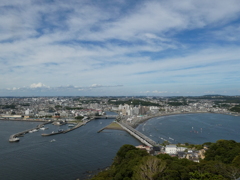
165, 144, 177, 154
177, 151, 186, 159
135, 145, 151, 153
177, 146, 187, 152
152, 146, 162, 155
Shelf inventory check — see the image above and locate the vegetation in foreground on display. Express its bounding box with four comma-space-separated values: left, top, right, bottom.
91, 140, 240, 180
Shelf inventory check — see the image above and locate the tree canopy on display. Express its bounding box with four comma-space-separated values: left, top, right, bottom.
91, 140, 240, 180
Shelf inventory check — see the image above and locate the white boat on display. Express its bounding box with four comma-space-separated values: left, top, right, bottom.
68, 124, 75, 127
50, 139, 56, 142
9, 138, 20, 142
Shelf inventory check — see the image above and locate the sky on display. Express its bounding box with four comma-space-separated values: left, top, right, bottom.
0, 0, 240, 96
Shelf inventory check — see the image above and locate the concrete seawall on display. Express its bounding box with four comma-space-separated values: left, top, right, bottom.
41, 120, 91, 136
9, 121, 53, 142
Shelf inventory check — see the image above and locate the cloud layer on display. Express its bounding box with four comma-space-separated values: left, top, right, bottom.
1, 0, 240, 96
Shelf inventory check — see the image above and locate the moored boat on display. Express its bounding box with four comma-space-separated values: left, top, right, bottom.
9, 138, 20, 142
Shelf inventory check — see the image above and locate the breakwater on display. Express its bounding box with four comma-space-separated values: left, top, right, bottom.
41, 120, 91, 136
9, 121, 53, 142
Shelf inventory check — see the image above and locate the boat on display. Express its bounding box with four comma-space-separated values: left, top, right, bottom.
50, 139, 56, 142
9, 138, 20, 142
68, 124, 75, 127
31, 129, 38, 132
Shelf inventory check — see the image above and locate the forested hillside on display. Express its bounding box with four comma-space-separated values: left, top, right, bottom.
91, 140, 240, 180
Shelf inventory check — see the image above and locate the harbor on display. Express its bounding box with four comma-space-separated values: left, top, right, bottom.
8, 119, 92, 142
1, 113, 240, 180
41, 120, 91, 136
9, 121, 53, 142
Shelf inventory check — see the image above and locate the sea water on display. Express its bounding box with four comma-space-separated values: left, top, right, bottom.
136, 113, 240, 144
0, 113, 240, 180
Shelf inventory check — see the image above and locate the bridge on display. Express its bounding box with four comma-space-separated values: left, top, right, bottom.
116, 121, 157, 147
92, 115, 118, 119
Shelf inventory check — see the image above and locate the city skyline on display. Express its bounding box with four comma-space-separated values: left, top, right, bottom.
1, 0, 240, 96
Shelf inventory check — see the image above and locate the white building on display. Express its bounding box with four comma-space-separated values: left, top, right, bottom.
177, 147, 187, 152
165, 145, 187, 154
165, 145, 177, 154
25, 109, 30, 115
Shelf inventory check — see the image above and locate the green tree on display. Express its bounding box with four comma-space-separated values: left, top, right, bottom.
132, 156, 166, 180
189, 171, 225, 180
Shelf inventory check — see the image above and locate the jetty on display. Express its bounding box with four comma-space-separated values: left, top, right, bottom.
92, 115, 118, 119
9, 121, 53, 142
116, 121, 157, 147
41, 120, 91, 136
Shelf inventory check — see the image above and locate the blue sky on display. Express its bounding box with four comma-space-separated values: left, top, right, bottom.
0, 0, 240, 96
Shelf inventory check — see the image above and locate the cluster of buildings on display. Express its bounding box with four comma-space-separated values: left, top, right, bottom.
163, 101, 229, 114
0, 96, 238, 120
136, 144, 208, 163
0, 97, 108, 119
116, 104, 160, 116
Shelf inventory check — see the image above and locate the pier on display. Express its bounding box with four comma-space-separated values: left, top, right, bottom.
9, 121, 53, 142
116, 121, 157, 147
41, 120, 91, 136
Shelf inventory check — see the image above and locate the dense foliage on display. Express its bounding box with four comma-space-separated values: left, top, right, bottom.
229, 105, 240, 112
75, 116, 84, 120
65, 106, 83, 110
91, 140, 240, 180
0, 104, 16, 109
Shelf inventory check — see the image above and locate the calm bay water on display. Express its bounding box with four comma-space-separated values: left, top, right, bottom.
136, 113, 240, 144
0, 113, 240, 180
0, 112, 139, 180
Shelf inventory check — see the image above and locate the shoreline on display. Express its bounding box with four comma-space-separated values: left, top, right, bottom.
0, 118, 47, 122
122, 111, 239, 129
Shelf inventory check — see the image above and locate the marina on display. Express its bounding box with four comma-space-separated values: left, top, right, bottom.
8, 121, 53, 142
41, 120, 91, 136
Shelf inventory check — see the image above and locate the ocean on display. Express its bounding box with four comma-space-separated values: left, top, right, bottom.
136, 113, 240, 144
0, 113, 240, 179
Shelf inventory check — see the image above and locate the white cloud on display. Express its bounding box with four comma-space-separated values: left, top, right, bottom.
30, 83, 49, 88
0, 0, 240, 95
152, 91, 168, 94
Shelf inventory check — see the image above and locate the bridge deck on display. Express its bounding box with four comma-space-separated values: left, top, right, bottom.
117, 122, 156, 147
93, 115, 118, 119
